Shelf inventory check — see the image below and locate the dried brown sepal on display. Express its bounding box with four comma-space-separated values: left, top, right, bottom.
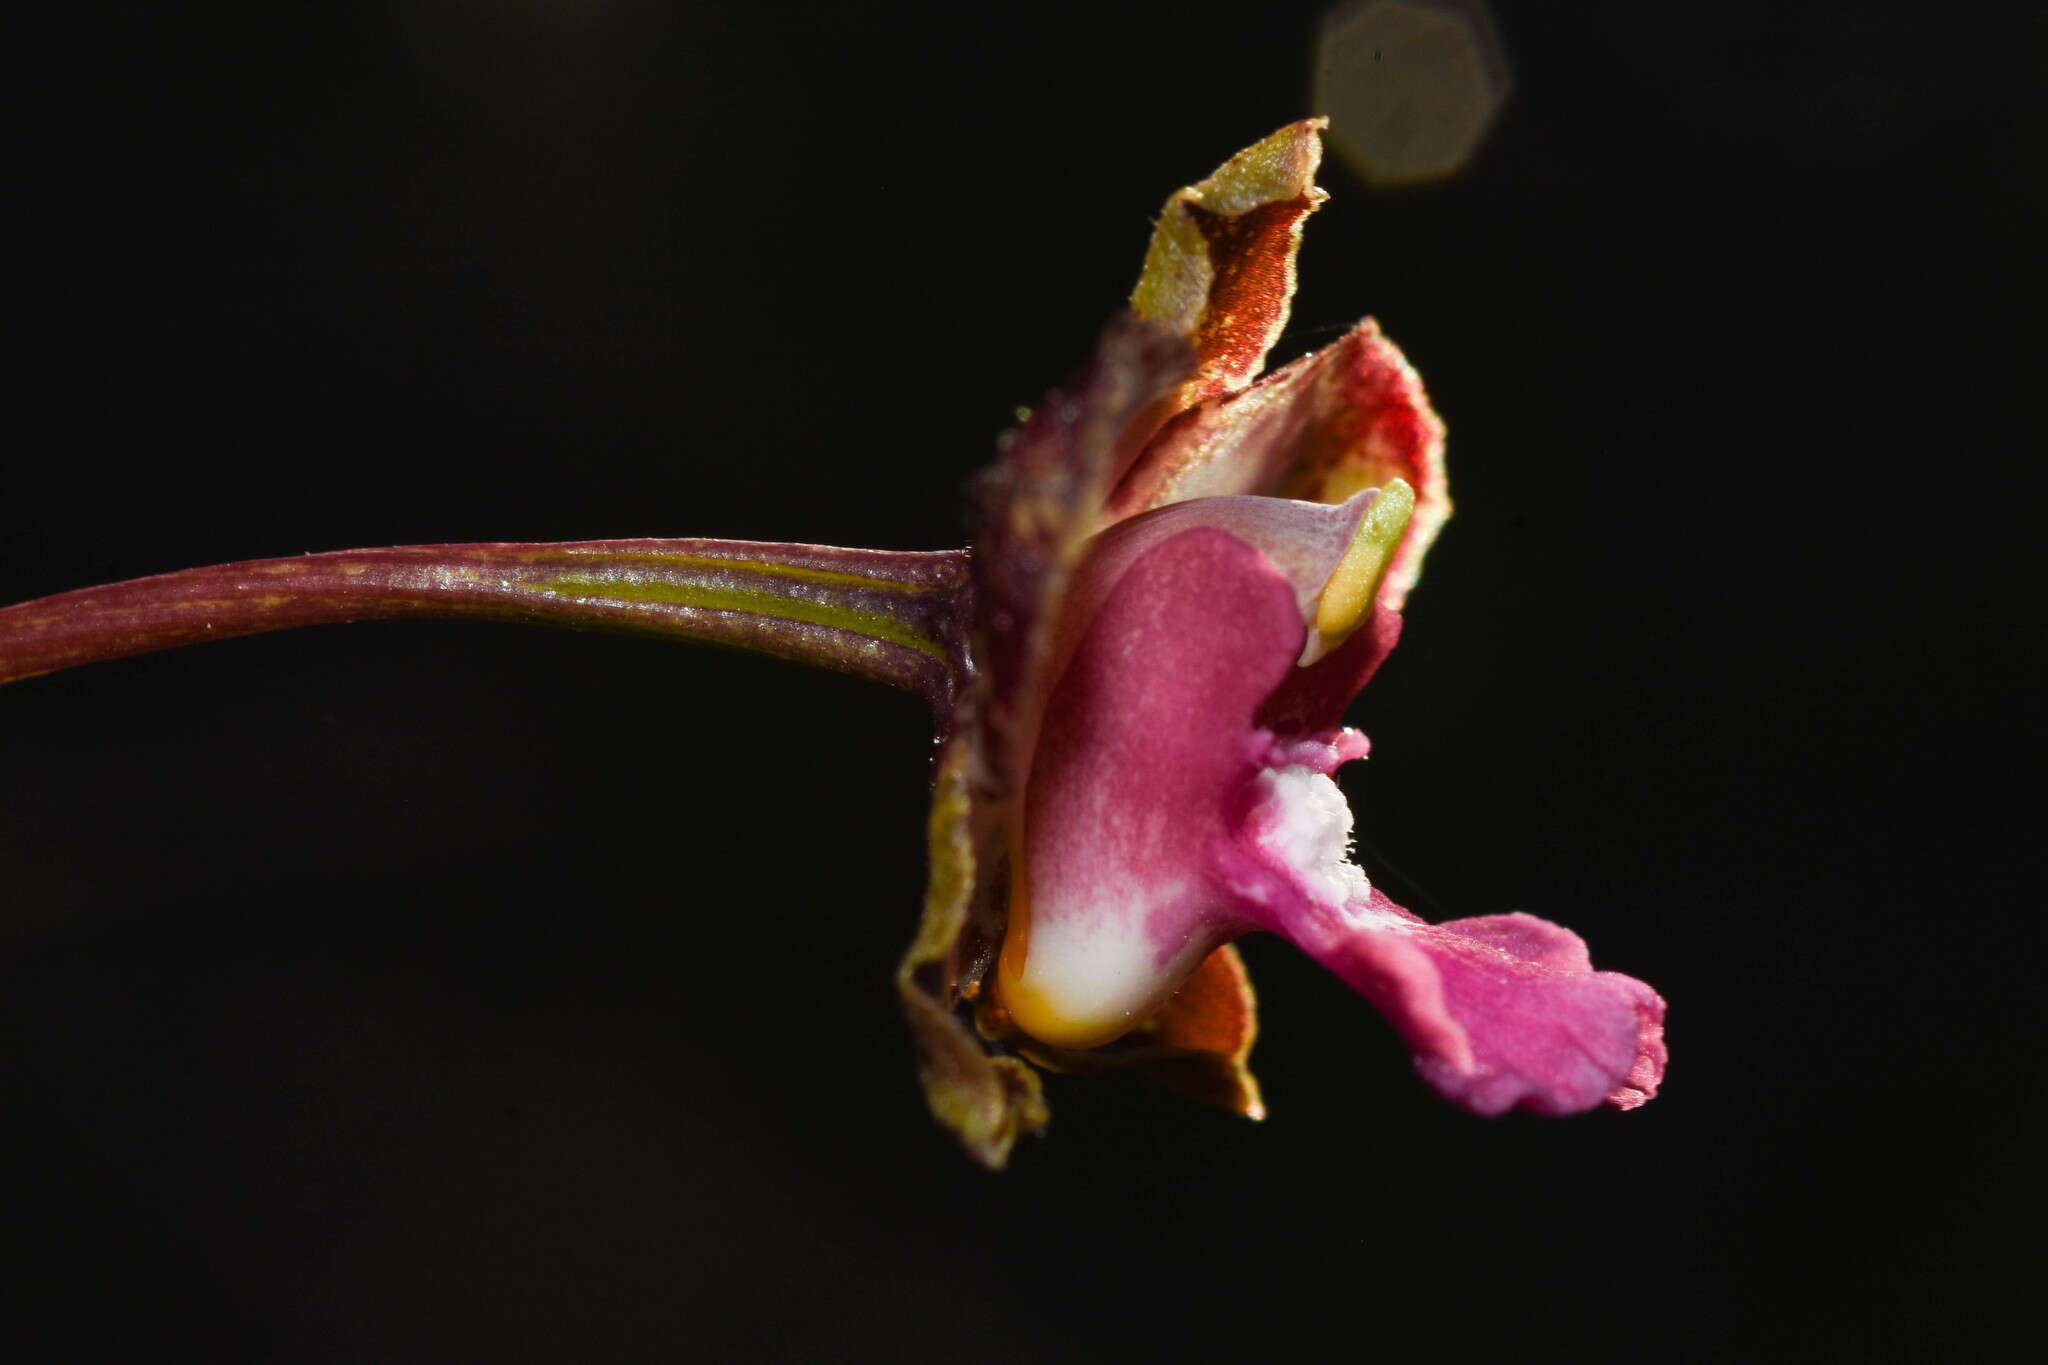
970, 315, 1195, 798
1120, 119, 1328, 469
896, 730, 1047, 1169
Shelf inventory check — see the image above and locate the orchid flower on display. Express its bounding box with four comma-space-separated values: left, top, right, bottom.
0, 122, 1663, 1169
898, 121, 1662, 1165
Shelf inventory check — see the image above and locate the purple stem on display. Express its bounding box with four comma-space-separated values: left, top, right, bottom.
0, 540, 976, 723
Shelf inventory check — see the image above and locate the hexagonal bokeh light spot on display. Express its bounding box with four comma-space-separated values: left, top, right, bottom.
1314, 0, 1512, 188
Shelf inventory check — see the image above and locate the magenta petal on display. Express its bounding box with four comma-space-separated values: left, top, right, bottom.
1256, 602, 1403, 739
1003, 526, 1307, 1046
1049, 490, 1378, 683
1282, 887, 1667, 1116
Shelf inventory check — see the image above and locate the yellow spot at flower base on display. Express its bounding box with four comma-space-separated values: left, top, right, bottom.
1315, 477, 1415, 651
996, 860, 1156, 1051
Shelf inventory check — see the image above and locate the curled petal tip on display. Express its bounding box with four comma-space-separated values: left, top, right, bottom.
1126, 121, 1329, 444
1604, 980, 1668, 1111
1381, 913, 1666, 1117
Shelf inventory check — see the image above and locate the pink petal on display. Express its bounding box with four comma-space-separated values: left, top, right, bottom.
1256, 602, 1404, 740
1253, 877, 1667, 1116
1003, 526, 1306, 1047
1405, 909, 1669, 1115
1048, 490, 1380, 688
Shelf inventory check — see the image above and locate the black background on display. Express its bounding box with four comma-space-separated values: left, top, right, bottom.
4, 4, 2041, 1360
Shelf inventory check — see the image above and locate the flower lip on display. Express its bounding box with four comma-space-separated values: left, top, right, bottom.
994, 506, 1667, 1116
1245, 763, 1372, 916
998, 525, 1309, 1049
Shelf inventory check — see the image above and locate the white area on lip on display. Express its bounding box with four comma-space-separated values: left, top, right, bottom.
1250, 765, 1411, 933
1018, 880, 1204, 1037
1254, 765, 1370, 908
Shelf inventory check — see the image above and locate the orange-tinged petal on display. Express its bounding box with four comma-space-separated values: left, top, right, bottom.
1132, 943, 1265, 1119
1121, 119, 1329, 467
1107, 319, 1449, 609
977, 944, 1266, 1121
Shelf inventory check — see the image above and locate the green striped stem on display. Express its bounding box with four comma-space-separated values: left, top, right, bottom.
0, 539, 975, 721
